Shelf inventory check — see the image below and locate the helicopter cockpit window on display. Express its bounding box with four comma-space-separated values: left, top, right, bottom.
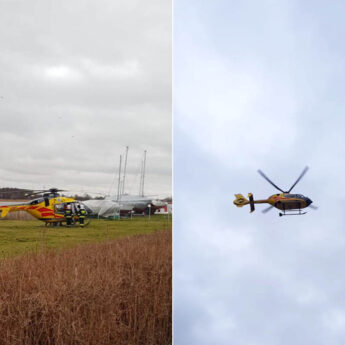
285, 194, 296, 198
285, 194, 304, 199
30, 198, 44, 205
55, 202, 80, 215
55, 203, 66, 214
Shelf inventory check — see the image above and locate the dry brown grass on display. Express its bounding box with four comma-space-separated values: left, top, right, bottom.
0, 229, 172, 345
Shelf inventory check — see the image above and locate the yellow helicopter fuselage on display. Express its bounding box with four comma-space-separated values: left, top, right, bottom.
265, 193, 309, 210
234, 167, 314, 216
233, 193, 312, 211
0, 196, 79, 223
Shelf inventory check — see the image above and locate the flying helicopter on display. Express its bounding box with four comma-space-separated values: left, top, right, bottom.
233, 167, 317, 216
0, 188, 90, 226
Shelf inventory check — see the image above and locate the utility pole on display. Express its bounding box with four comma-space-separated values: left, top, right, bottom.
148, 203, 151, 220
121, 146, 129, 196
116, 155, 122, 202
141, 150, 147, 197
139, 159, 143, 196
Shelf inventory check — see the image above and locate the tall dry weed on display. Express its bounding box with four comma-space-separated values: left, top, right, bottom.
0, 230, 172, 345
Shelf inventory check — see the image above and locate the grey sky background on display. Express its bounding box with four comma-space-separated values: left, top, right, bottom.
174, 1, 345, 344
0, 0, 171, 196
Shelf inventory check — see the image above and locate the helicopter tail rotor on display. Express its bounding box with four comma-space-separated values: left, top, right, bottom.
248, 193, 255, 213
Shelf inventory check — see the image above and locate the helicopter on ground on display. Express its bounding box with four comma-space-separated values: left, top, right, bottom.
233, 167, 317, 216
0, 188, 90, 226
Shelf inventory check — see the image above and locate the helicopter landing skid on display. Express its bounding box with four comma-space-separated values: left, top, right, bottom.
279, 210, 307, 217
45, 219, 91, 227
66, 219, 91, 228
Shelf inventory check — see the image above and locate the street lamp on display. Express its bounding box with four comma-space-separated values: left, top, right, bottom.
148, 204, 151, 220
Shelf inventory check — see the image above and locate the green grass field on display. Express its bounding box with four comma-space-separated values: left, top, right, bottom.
0, 215, 172, 257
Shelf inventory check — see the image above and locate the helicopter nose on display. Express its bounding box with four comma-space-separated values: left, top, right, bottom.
306, 198, 313, 206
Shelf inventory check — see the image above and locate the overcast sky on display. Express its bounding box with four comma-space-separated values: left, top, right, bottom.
0, 0, 171, 196
174, 1, 345, 344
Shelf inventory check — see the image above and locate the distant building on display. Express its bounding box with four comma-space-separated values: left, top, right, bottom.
155, 203, 172, 214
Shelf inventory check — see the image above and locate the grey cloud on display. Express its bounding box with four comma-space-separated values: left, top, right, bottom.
0, 0, 171, 195
174, 85, 345, 345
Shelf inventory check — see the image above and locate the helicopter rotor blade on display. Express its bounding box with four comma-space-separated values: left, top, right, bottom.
0, 189, 32, 195
257, 170, 285, 193
262, 205, 274, 214
24, 188, 67, 197
25, 191, 45, 197
0, 189, 33, 198
287, 166, 309, 193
